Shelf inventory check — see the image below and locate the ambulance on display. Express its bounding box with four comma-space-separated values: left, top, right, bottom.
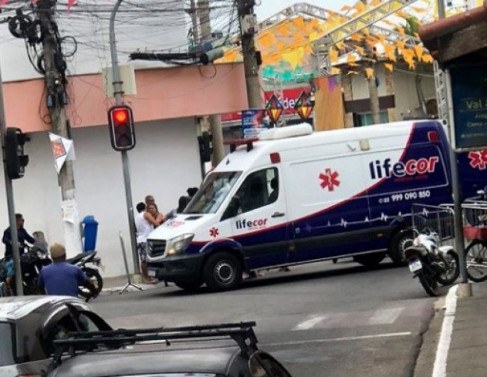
146, 120, 485, 291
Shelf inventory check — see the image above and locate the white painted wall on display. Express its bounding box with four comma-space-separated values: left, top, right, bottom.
0, 119, 202, 277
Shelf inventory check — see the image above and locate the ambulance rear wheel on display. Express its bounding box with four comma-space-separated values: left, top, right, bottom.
203, 252, 242, 292
389, 229, 414, 266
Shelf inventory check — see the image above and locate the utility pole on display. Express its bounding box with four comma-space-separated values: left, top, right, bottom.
198, 0, 225, 166
37, 0, 82, 255
366, 60, 381, 124
110, 0, 139, 275
237, 0, 263, 109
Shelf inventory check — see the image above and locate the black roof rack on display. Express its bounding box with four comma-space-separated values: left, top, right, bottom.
50, 321, 258, 370
223, 137, 258, 153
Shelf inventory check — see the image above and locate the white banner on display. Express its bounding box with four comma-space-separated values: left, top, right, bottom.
49, 133, 75, 174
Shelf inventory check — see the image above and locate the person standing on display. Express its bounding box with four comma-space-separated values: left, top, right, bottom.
38, 243, 98, 297
2, 213, 35, 295
135, 203, 162, 283
145, 194, 165, 225
2, 213, 35, 258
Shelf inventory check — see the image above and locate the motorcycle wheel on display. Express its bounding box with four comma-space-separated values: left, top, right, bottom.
437, 251, 460, 286
418, 269, 440, 297
79, 267, 103, 300
465, 240, 487, 282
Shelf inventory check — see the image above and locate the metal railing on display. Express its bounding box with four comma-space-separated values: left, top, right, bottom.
411, 203, 455, 247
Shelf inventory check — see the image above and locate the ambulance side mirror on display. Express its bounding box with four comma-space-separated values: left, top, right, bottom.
221, 196, 241, 221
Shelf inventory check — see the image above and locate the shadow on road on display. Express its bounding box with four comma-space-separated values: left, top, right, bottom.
154, 259, 404, 298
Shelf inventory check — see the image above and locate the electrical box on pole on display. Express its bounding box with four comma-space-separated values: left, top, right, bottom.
4, 127, 29, 180
108, 105, 136, 151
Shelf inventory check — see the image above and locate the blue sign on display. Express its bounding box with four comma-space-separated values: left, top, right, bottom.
451, 63, 487, 150
241, 109, 269, 138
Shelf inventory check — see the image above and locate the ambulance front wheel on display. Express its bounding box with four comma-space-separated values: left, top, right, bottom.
203, 252, 242, 291
389, 229, 414, 266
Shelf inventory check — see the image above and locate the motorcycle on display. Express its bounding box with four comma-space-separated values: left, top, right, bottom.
404, 229, 460, 297
21, 244, 52, 295
66, 250, 103, 300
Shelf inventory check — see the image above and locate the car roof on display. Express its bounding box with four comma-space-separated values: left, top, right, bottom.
0, 296, 88, 321
50, 345, 241, 376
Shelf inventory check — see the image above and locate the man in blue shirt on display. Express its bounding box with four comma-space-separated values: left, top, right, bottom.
38, 243, 98, 298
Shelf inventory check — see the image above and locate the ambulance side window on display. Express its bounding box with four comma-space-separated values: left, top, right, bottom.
222, 168, 278, 220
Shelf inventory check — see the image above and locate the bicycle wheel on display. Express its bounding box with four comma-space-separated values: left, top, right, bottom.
465, 240, 487, 282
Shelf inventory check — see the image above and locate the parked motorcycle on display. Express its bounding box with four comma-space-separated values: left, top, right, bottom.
66, 250, 103, 300
404, 229, 459, 297
21, 244, 52, 295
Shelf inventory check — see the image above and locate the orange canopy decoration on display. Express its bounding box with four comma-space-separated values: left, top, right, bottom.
217, 0, 438, 82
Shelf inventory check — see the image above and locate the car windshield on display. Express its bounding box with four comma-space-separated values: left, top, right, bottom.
184, 171, 241, 214
0, 322, 15, 366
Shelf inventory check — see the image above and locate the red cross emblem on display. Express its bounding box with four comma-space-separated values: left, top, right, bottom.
319, 168, 340, 191
468, 150, 487, 170
209, 227, 219, 238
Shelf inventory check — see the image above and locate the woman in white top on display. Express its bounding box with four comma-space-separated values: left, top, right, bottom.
135, 203, 163, 283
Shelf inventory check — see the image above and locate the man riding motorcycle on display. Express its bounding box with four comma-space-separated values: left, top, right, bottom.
1, 213, 35, 295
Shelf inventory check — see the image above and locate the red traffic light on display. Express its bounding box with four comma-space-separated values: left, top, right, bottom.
108, 105, 136, 151
112, 108, 129, 125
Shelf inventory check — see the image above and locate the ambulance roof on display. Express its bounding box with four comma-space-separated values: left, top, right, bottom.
214, 120, 442, 173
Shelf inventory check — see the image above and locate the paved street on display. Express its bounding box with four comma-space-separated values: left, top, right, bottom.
92, 259, 438, 377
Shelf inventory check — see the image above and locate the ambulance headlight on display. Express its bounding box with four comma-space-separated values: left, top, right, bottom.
166, 233, 194, 256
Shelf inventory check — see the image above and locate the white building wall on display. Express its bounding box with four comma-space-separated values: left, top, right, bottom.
0, 118, 202, 277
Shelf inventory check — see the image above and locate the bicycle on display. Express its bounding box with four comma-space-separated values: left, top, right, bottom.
462, 189, 487, 282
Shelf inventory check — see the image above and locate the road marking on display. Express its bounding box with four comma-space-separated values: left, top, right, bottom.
368, 307, 403, 325
293, 315, 327, 330
432, 284, 458, 377
265, 332, 412, 347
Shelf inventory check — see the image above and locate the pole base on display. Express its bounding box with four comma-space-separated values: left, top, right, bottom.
457, 282, 473, 298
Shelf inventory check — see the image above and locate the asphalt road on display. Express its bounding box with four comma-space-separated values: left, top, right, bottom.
92, 258, 439, 377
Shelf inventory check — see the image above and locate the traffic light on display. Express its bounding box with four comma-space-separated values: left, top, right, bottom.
197, 131, 213, 162
108, 105, 136, 151
4, 127, 29, 180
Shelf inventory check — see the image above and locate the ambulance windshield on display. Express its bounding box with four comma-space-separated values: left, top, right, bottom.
184, 171, 242, 214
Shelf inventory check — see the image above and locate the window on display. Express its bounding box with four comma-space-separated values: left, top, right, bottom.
235, 168, 278, 214
249, 352, 291, 377
185, 171, 241, 214
0, 322, 15, 366
355, 111, 389, 126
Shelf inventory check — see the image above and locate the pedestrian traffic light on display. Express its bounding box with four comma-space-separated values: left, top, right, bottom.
4, 127, 29, 180
198, 131, 213, 162
108, 105, 136, 151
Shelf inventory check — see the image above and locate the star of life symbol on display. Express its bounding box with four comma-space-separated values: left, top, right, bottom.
319, 168, 340, 191
468, 150, 487, 170
209, 227, 219, 238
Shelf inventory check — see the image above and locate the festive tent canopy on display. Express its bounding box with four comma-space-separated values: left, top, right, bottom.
218, 0, 481, 83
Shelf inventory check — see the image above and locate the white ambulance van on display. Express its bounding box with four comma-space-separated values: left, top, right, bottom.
147, 120, 457, 291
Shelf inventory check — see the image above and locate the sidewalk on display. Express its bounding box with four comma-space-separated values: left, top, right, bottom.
101, 275, 166, 294
415, 282, 487, 377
